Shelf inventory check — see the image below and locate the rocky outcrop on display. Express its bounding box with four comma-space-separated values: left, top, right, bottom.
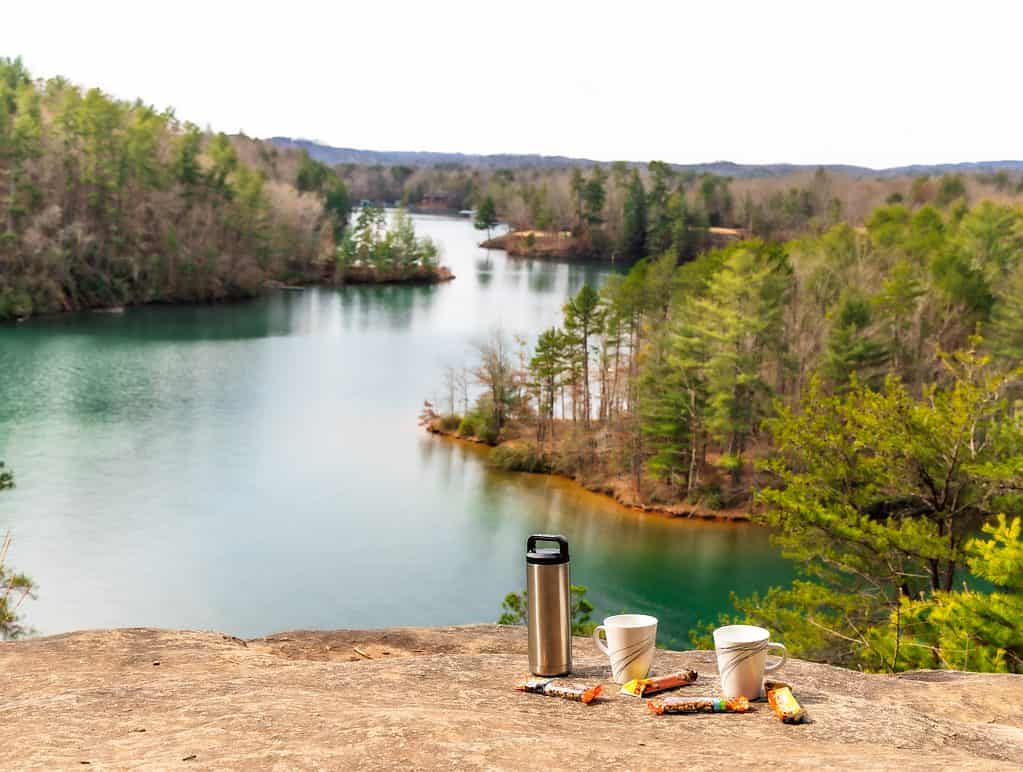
1, 625, 1021, 769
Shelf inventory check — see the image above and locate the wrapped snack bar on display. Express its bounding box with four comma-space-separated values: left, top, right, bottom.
515, 676, 603, 705
620, 669, 698, 697
765, 681, 807, 724
648, 695, 751, 715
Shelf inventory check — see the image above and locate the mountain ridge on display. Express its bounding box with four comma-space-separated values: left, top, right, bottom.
269, 137, 1023, 179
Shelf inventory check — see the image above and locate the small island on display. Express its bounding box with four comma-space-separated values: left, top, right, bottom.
336, 206, 453, 285
480, 230, 584, 260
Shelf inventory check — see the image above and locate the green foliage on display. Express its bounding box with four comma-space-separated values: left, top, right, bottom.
699, 481, 725, 510
0, 463, 36, 640
642, 242, 790, 485
936, 174, 967, 208
620, 171, 647, 260
821, 290, 888, 388
455, 407, 499, 445
563, 285, 605, 427
866, 515, 1023, 672
322, 176, 352, 240
473, 195, 498, 236
337, 207, 440, 278
498, 584, 596, 635
710, 346, 1023, 672
439, 414, 462, 432
457, 414, 479, 437
988, 259, 1023, 361
296, 150, 329, 193
491, 443, 552, 473
528, 326, 569, 446
497, 590, 527, 626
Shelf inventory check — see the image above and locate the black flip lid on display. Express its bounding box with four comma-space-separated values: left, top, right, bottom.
526, 534, 569, 565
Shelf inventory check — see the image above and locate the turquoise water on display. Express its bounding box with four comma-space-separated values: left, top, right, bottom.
0, 213, 790, 648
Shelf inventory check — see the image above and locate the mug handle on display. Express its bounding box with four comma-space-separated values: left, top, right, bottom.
592, 625, 609, 655
764, 641, 788, 672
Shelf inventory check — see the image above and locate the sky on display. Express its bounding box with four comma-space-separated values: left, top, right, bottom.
3, 0, 1020, 168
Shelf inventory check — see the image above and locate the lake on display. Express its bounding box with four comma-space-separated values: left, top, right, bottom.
0, 213, 790, 648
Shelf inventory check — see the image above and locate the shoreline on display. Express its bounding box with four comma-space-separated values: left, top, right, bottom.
425, 422, 752, 523
2, 269, 455, 324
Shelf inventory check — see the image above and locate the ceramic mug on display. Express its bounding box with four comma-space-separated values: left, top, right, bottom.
713, 624, 787, 700
592, 613, 658, 684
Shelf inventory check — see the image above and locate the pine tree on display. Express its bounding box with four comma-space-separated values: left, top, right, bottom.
620, 171, 647, 261
821, 290, 888, 389
474, 194, 498, 239
563, 284, 605, 429
529, 327, 567, 447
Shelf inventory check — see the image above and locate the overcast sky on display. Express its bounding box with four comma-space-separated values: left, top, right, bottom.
3, 1, 1019, 168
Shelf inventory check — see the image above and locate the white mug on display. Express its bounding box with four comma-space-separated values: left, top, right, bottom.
592, 614, 658, 684
713, 624, 787, 700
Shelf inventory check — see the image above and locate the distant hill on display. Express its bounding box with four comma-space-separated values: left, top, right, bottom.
269, 137, 1023, 179
268, 138, 595, 170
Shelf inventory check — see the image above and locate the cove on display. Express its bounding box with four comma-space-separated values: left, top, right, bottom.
0, 213, 791, 648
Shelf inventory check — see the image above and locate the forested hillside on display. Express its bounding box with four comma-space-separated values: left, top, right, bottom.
0, 58, 350, 320
444, 199, 1023, 507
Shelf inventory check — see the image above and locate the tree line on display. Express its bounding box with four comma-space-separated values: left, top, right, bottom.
341, 156, 1023, 261
0, 57, 352, 320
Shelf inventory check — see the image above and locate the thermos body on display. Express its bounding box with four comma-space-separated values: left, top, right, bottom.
526, 534, 572, 676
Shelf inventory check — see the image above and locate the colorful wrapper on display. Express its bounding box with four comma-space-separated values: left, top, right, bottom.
648, 695, 751, 715
515, 676, 603, 704
765, 681, 807, 724
620, 669, 699, 697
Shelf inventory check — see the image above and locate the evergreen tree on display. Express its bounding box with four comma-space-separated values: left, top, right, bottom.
474, 194, 498, 239
821, 290, 888, 389
989, 262, 1023, 362
529, 327, 567, 447
645, 160, 674, 254
563, 284, 605, 428
620, 171, 646, 261
582, 167, 607, 226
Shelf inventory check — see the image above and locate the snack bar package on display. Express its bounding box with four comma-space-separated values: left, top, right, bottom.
765, 681, 807, 724
515, 676, 603, 705
620, 669, 698, 697
648, 696, 751, 715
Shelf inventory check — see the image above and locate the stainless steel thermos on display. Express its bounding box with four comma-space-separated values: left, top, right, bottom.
526, 534, 572, 676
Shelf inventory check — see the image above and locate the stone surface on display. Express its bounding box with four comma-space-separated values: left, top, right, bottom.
1, 625, 1021, 769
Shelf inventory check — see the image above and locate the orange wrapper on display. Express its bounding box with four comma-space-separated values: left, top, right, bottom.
620, 669, 698, 697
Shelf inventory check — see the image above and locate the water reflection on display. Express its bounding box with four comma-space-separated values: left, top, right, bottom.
475, 254, 495, 287
525, 261, 558, 294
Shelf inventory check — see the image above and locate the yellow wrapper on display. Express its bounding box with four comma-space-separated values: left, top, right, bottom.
765, 681, 807, 724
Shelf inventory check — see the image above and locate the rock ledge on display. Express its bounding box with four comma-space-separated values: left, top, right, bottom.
1, 625, 1021, 769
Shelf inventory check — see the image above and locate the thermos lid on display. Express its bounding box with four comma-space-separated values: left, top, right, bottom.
526, 534, 569, 565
